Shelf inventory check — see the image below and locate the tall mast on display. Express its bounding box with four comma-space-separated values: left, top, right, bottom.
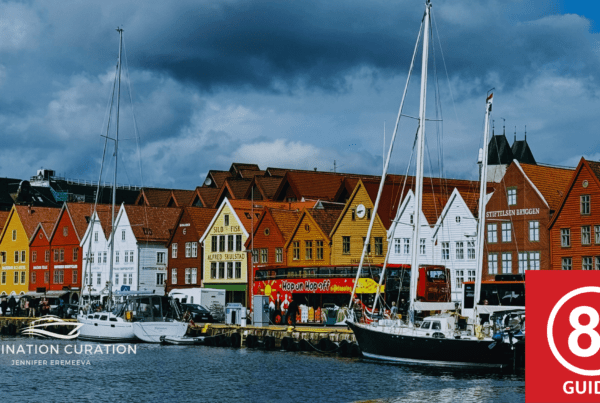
408, 0, 431, 320
108, 27, 123, 306
473, 92, 493, 319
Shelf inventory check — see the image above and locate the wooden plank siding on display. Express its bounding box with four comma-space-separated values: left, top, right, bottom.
285, 210, 332, 267
48, 209, 81, 291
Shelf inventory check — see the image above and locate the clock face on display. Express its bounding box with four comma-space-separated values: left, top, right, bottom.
356, 204, 366, 218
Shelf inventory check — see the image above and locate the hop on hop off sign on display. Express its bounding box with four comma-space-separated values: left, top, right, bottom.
527, 271, 600, 402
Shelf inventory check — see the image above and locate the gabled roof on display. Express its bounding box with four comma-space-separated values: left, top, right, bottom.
168, 207, 218, 245
511, 138, 536, 165
229, 163, 260, 176
0, 211, 10, 233
244, 207, 301, 249
190, 187, 220, 208
199, 198, 251, 244
30, 221, 55, 246
272, 171, 346, 202
238, 169, 265, 179
94, 205, 118, 239
122, 205, 183, 243
204, 170, 232, 188
61, 203, 103, 242
243, 176, 284, 200
12, 205, 61, 240
517, 161, 574, 211
168, 190, 196, 207
307, 208, 343, 237
135, 188, 173, 207
213, 178, 253, 207
488, 134, 514, 165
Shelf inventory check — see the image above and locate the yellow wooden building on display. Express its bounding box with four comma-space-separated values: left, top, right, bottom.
329, 179, 403, 266
0, 205, 60, 296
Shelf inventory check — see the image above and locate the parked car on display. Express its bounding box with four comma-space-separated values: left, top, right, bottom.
181, 303, 214, 323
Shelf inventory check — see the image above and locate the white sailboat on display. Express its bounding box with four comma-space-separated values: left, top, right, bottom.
346, 1, 521, 368
78, 28, 187, 343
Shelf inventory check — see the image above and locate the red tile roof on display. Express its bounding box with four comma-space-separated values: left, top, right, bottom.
0, 211, 9, 234
65, 203, 105, 241
185, 207, 218, 239
519, 163, 575, 211
136, 188, 172, 207
14, 206, 61, 240
94, 205, 119, 239
123, 206, 182, 243
307, 208, 343, 238
206, 170, 232, 188
193, 187, 220, 208
244, 176, 284, 200
239, 169, 265, 179
270, 209, 301, 241
171, 190, 196, 207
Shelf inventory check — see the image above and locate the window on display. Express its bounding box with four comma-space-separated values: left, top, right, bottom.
219, 236, 225, 252
596, 226, 600, 244
115, 274, 119, 285
122, 230, 126, 241
59, 249, 63, 262
187, 268, 195, 284
487, 224, 497, 243
54, 270, 64, 284
54, 249, 59, 262
227, 262, 233, 279
419, 239, 425, 255
488, 253, 498, 274
44, 271, 49, 284
72, 271, 77, 284
1, 272, 4, 284
14, 251, 19, 263
102, 251, 107, 264
403, 238, 410, 254
224, 214, 230, 226
156, 273, 165, 286
63, 226, 68, 237
1, 252, 6, 264
218, 262, 225, 279
185, 268, 192, 284
507, 188, 517, 206
45, 250, 50, 262
501, 222, 512, 243
261, 248, 268, 263
394, 239, 401, 254
442, 242, 449, 260
410, 214, 414, 225
184, 242, 191, 258
581, 195, 590, 215
583, 257, 593, 271
529, 221, 540, 242
235, 262, 241, 279
73, 248, 78, 261
20, 271, 25, 284
561, 229, 570, 247
14, 272, 19, 284
124, 251, 129, 263
191, 242, 198, 258
96, 273, 101, 285
562, 257, 572, 270
31, 271, 36, 284
252, 249, 259, 263
235, 235, 242, 251
157, 252, 165, 264
363, 237, 371, 254
172, 243, 178, 258
456, 242, 464, 260
32, 251, 37, 263
114, 251, 119, 264
275, 248, 283, 262
467, 270, 476, 282
502, 253, 512, 274
172, 268, 177, 284
305, 241, 312, 260
597, 257, 600, 271
293, 241, 300, 260
519, 251, 540, 271
342, 237, 350, 254
211, 236, 217, 252
211, 262, 217, 279
467, 241, 475, 259
12, 229, 16, 241
128, 273, 133, 285
351, 210, 356, 220
582, 226, 591, 245
374, 238, 383, 256
94, 232, 98, 242
456, 270, 464, 289
91, 252, 95, 264
316, 241, 324, 260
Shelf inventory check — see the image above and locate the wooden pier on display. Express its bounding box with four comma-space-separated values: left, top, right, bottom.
0, 317, 77, 336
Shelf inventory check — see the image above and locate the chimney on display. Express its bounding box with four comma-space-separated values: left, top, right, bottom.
314, 167, 317, 171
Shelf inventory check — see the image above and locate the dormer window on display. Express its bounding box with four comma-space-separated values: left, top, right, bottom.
224, 215, 230, 226
122, 230, 126, 241
507, 188, 517, 206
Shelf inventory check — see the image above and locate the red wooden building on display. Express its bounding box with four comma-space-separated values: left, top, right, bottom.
548, 158, 600, 270
29, 222, 54, 291
166, 207, 217, 293
482, 161, 573, 280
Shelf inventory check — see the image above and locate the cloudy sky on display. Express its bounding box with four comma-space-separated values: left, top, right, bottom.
1, 0, 599, 189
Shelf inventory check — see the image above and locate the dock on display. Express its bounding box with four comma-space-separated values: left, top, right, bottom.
0, 317, 77, 336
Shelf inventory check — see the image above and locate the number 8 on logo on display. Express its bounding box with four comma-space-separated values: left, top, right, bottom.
569, 306, 600, 358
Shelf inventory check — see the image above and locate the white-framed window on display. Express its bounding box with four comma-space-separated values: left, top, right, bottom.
597, 257, 600, 271
191, 242, 198, 258
561, 228, 570, 247
456, 270, 464, 289
228, 235, 234, 252
455, 242, 464, 260
467, 241, 475, 259
185, 242, 191, 258
90, 252, 94, 264
316, 241, 323, 260
224, 214, 230, 226
103, 252, 107, 264
529, 221, 540, 242
276, 248, 283, 263
191, 268, 197, 284
122, 230, 126, 241
218, 262, 225, 279
96, 273, 101, 285
583, 256, 593, 271
172, 243, 178, 259
253, 249, 260, 263
211, 236, 217, 252
487, 223, 497, 243
501, 222, 511, 243
519, 251, 540, 271
419, 239, 426, 255
94, 232, 98, 242
219, 236, 225, 252
488, 253, 498, 274
128, 273, 133, 285
156, 272, 165, 286
115, 251, 119, 263
441, 242, 449, 260
12, 230, 16, 241
582, 226, 591, 245
596, 226, 600, 244
210, 262, 217, 279
185, 268, 192, 284
157, 252, 165, 264
235, 235, 242, 251
235, 262, 241, 279
403, 238, 410, 254
262, 248, 269, 263
172, 268, 177, 284
581, 195, 591, 215
115, 274, 119, 285
502, 252, 512, 274
507, 188, 517, 206
227, 262, 233, 279
394, 238, 401, 254
467, 270, 476, 282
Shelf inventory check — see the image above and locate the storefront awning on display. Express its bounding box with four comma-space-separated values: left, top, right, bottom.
25, 290, 70, 298
203, 284, 247, 292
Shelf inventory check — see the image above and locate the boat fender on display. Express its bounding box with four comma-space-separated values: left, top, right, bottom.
492, 332, 503, 342
432, 332, 445, 339
475, 325, 484, 340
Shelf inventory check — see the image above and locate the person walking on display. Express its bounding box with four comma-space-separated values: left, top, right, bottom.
286, 296, 299, 326
0, 298, 7, 316
8, 296, 17, 317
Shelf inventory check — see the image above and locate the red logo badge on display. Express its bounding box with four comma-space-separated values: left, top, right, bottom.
527, 271, 600, 402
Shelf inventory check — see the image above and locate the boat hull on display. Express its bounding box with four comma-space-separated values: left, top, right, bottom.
132, 321, 188, 343
77, 316, 137, 343
347, 321, 514, 368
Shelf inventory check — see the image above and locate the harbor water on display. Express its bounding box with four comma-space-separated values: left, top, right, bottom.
0, 336, 524, 403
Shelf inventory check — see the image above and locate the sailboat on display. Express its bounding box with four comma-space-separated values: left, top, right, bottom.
346, 1, 520, 368
77, 28, 187, 343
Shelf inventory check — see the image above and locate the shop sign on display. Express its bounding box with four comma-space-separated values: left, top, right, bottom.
486, 208, 540, 218
254, 277, 384, 300
207, 253, 245, 261
212, 226, 241, 234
